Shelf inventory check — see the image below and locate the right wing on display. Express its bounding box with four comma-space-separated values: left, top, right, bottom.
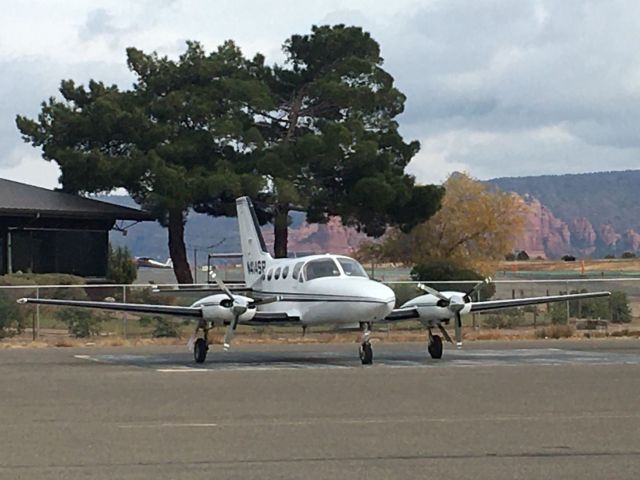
469, 291, 611, 313
17, 298, 203, 318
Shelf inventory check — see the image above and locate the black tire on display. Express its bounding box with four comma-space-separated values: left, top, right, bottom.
194, 338, 208, 364
428, 335, 443, 359
359, 342, 373, 365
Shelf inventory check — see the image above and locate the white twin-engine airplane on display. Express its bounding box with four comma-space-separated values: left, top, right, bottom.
18, 197, 610, 365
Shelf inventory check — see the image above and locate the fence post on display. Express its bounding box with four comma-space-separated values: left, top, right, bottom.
36, 286, 40, 339
566, 281, 570, 325
122, 285, 127, 339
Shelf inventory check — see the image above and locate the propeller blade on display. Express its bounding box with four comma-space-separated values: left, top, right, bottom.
454, 312, 463, 348
187, 327, 198, 352
251, 295, 282, 306
417, 283, 450, 302
465, 277, 492, 300
223, 315, 240, 351
212, 273, 234, 301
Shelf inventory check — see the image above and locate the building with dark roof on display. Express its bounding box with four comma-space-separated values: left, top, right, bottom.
0, 178, 153, 278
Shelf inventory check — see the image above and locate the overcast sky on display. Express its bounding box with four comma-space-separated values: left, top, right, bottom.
1, 0, 639, 189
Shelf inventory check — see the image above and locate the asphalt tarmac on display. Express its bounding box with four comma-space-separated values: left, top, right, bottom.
1, 339, 640, 479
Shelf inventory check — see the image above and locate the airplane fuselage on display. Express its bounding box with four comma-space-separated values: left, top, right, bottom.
247, 254, 396, 326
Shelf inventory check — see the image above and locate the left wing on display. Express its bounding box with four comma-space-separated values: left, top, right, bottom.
469, 291, 611, 313
17, 298, 203, 318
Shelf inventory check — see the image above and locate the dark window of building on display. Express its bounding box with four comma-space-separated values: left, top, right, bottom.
10, 229, 107, 277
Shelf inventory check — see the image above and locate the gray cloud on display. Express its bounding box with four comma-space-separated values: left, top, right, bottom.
79, 8, 119, 42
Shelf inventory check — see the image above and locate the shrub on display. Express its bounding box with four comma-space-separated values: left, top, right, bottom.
604, 254, 615, 259
621, 251, 637, 259
60, 308, 102, 338
107, 245, 137, 284
0, 290, 28, 338
151, 317, 179, 338
535, 325, 574, 339
516, 250, 530, 261
610, 291, 631, 323
483, 308, 525, 329
561, 255, 576, 262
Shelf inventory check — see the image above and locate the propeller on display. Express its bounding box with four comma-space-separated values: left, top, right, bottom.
418, 282, 472, 348
210, 274, 246, 351
211, 273, 281, 351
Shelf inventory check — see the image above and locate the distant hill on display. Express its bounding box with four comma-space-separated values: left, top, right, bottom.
488, 170, 640, 232
487, 170, 640, 258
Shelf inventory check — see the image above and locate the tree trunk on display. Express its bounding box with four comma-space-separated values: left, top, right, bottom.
273, 206, 289, 259
168, 208, 194, 284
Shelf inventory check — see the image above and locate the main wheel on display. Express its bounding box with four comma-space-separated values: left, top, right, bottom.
194, 338, 208, 363
359, 342, 373, 365
428, 335, 443, 359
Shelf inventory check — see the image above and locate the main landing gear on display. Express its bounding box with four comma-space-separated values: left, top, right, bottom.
427, 328, 443, 359
192, 320, 210, 364
359, 322, 373, 365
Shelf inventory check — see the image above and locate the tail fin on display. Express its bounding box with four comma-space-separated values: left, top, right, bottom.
236, 197, 272, 285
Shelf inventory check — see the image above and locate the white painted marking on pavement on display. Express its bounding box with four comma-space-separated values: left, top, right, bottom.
156, 368, 210, 373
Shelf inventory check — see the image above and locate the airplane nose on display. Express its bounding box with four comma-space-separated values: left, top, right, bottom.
368, 282, 396, 319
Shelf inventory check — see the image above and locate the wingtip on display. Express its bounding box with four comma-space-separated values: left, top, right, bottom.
16, 298, 28, 304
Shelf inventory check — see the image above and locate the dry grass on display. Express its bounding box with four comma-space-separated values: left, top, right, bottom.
3, 325, 640, 349
535, 325, 574, 339
499, 258, 640, 273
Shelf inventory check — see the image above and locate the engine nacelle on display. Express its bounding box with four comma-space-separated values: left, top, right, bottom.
190, 294, 257, 326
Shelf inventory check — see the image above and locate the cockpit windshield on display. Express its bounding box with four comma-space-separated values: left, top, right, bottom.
337, 258, 368, 278
304, 258, 341, 280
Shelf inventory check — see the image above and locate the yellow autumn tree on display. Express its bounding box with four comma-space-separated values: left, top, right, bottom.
381, 172, 527, 274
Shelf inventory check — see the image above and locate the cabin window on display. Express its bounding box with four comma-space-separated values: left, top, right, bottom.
267, 269, 273, 281
337, 258, 368, 278
304, 258, 341, 281
292, 262, 303, 279
274, 267, 281, 280
282, 266, 289, 279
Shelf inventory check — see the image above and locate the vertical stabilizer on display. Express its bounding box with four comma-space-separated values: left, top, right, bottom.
236, 197, 272, 286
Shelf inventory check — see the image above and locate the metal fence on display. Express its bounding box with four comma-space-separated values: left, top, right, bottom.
0, 278, 638, 340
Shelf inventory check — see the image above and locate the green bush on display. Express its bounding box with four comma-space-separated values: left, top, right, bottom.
151, 317, 179, 338
0, 290, 27, 338
107, 245, 137, 284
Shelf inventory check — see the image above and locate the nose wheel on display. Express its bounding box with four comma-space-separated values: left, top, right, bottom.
192, 322, 210, 364
427, 328, 443, 359
359, 342, 373, 365
359, 322, 373, 365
